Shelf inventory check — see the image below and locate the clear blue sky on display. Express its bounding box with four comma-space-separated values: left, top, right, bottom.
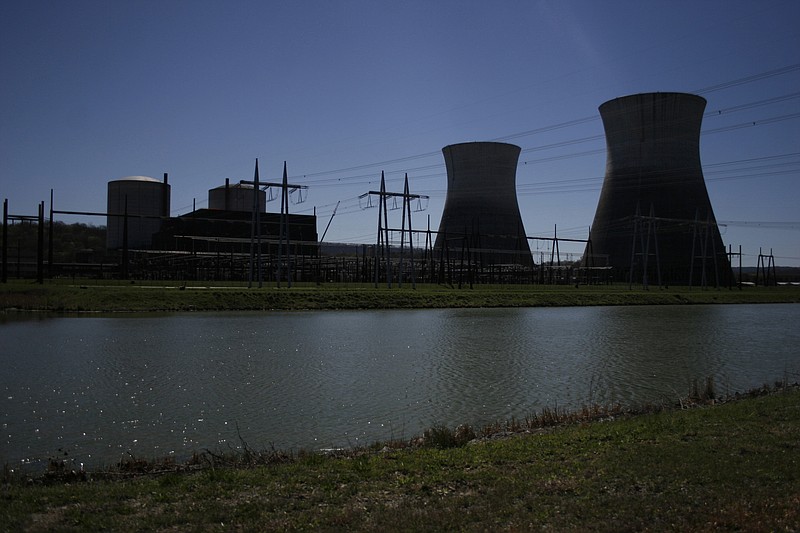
2, 1, 798, 266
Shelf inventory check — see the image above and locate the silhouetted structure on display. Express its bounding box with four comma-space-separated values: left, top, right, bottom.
152, 209, 317, 255
434, 142, 532, 267
106, 175, 170, 250
208, 179, 267, 213
586, 92, 730, 285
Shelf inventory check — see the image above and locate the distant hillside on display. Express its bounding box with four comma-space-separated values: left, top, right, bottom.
738, 266, 800, 282
739, 266, 800, 274
1, 221, 106, 263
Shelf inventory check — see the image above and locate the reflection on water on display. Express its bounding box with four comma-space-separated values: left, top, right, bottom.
1, 304, 798, 470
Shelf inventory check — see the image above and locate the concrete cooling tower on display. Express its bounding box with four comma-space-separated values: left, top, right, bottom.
106, 175, 170, 250
586, 92, 729, 285
434, 142, 532, 266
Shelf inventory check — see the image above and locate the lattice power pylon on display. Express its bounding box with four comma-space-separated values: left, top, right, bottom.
360, 172, 428, 288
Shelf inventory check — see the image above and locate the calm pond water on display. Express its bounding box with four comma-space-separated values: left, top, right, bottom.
2, 304, 799, 471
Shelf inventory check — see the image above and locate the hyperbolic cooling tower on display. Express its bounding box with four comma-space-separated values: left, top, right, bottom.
586, 92, 729, 284
106, 174, 170, 250
434, 142, 532, 266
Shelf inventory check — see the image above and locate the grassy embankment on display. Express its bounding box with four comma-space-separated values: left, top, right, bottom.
1, 279, 799, 312
2, 387, 798, 531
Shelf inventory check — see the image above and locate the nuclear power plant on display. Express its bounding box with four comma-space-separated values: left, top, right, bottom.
5, 91, 760, 286
97, 170, 319, 281
585, 92, 730, 285
434, 142, 532, 267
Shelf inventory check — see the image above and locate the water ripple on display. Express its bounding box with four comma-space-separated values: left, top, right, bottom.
1, 305, 798, 470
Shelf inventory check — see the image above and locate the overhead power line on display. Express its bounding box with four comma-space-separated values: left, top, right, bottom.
718, 221, 800, 230
702, 112, 800, 135
286, 63, 800, 184
693, 63, 800, 95
169, 64, 800, 213
169, 65, 800, 222
705, 91, 800, 116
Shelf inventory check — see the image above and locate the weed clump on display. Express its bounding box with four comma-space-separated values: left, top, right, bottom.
689, 376, 717, 403
421, 424, 477, 449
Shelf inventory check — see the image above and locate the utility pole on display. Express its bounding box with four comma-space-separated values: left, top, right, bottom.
550, 224, 561, 284
277, 162, 289, 288
360, 172, 428, 289
3, 200, 55, 283
2, 199, 7, 283
48, 190, 54, 279
37, 201, 44, 284
727, 244, 743, 290
424, 215, 433, 283
582, 227, 594, 285
247, 159, 260, 288
398, 174, 416, 288
756, 247, 776, 287
628, 204, 662, 289
241, 160, 308, 288
689, 211, 720, 289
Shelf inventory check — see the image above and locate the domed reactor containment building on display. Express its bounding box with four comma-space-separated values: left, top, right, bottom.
434, 142, 532, 267
585, 92, 730, 285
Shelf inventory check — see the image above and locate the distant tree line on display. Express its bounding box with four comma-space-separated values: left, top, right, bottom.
2, 221, 106, 264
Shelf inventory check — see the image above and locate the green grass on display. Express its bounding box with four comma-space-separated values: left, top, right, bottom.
1, 280, 798, 312
3, 388, 798, 531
